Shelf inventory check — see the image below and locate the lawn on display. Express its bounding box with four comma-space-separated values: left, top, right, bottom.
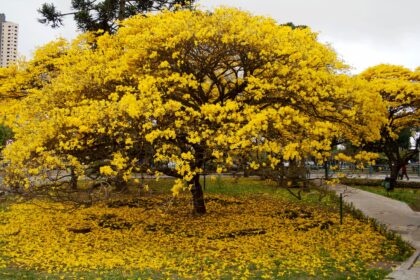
0, 177, 413, 279
353, 185, 420, 211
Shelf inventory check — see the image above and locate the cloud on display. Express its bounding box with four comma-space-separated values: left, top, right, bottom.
199, 0, 420, 72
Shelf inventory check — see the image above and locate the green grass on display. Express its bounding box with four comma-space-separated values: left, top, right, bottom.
354, 185, 420, 211
0, 268, 181, 280
0, 268, 392, 280
0, 269, 39, 280
140, 176, 338, 205
0, 265, 393, 280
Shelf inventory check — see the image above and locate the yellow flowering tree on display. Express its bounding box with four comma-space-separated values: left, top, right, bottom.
359, 64, 420, 185
1, 8, 384, 214
0, 38, 71, 100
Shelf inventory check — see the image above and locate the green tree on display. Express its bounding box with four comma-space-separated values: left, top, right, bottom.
38, 0, 195, 33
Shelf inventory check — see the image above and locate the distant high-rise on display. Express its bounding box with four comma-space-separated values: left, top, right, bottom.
0, 13, 19, 67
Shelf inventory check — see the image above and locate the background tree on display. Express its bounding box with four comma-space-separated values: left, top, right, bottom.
38, 0, 195, 33
359, 64, 420, 186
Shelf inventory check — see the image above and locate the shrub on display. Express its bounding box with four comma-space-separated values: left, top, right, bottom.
340, 177, 420, 189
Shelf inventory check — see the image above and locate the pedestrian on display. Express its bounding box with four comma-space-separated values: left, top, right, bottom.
400, 164, 409, 180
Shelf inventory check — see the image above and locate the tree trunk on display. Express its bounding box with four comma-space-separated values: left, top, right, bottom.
389, 162, 400, 190
243, 164, 250, 177
324, 161, 329, 180
190, 174, 206, 215
279, 162, 285, 188
114, 174, 128, 193
118, 0, 126, 21
70, 167, 78, 190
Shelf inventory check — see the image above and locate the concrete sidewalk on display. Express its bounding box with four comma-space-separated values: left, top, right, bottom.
330, 185, 420, 279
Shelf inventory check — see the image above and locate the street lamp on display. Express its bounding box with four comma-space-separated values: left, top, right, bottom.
417, 147, 420, 177
409, 132, 420, 177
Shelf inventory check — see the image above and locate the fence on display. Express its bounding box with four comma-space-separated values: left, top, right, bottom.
307, 163, 420, 179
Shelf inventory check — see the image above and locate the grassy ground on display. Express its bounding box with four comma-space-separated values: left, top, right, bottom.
0, 176, 414, 279
353, 185, 420, 211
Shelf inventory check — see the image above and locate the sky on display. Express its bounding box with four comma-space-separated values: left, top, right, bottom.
1, 0, 419, 73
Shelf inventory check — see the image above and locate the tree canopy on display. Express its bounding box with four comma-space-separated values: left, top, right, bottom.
1, 8, 386, 214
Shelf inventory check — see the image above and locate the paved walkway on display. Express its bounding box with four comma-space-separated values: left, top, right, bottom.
330, 185, 420, 279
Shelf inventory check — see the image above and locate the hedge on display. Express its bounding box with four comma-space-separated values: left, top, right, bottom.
340, 177, 420, 189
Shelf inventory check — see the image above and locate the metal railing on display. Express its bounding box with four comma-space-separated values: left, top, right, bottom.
307, 163, 420, 179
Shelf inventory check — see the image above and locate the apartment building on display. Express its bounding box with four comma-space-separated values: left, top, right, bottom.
0, 13, 19, 67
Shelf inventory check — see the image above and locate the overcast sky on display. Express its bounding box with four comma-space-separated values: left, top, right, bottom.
1, 0, 419, 73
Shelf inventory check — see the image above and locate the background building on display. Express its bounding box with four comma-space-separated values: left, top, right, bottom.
0, 13, 19, 67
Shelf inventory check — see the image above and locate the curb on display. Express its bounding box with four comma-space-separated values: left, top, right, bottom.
398, 250, 420, 270
386, 250, 420, 279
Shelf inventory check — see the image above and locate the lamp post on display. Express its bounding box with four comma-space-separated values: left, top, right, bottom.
417, 133, 420, 177
410, 132, 420, 177
418, 149, 420, 177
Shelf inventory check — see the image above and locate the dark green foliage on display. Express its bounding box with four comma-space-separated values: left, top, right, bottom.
38, 0, 195, 33
340, 177, 420, 188
397, 127, 413, 150
280, 22, 308, 29
0, 125, 12, 150
37, 3, 65, 28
